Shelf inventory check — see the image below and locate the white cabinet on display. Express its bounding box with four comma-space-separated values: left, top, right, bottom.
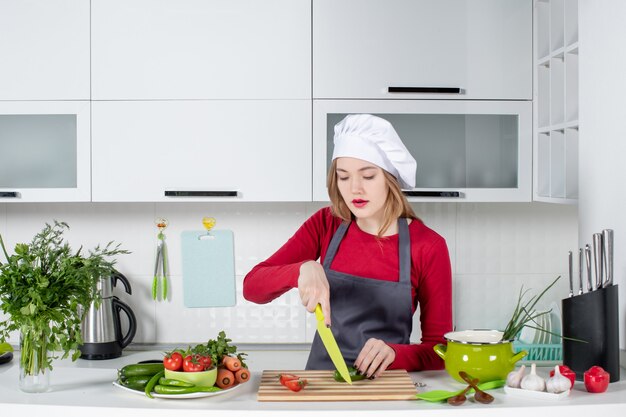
533, 0, 578, 204
0, 101, 91, 202
92, 101, 311, 202
91, 0, 311, 100
0, 0, 89, 100
313, 0, 532, 100
313, 100, 532, 202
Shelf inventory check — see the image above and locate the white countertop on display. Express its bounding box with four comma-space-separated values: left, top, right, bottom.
1, 350, 626, 417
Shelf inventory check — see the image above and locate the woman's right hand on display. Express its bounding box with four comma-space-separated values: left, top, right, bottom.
298, 261, 331, 326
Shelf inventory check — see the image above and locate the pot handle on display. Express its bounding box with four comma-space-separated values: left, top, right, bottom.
433, 344, 447, 360
510, 350, 528, 364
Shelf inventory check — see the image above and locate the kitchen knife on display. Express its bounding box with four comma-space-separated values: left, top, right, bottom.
568, 251, 573, 297
314, 304, 352, 384
602, 229, 614, 287
593, 233, 604, 290
578, 248, 584, 295
585, 244, 593, 292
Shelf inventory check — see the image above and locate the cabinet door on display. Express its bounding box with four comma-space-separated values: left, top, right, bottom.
313, 0, 532, 100
0, 101, 91, 202
92, 101, 311, 202
313, 100, 532, 202
0, 0, 89, 100
92, 0, 311, 100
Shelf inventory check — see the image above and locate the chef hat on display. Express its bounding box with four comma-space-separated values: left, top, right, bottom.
332, 114, 417, 189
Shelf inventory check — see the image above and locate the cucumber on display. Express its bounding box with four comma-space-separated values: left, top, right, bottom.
154, 385, 222, 395
118, 363, 164, 378
119, 375, 152, 391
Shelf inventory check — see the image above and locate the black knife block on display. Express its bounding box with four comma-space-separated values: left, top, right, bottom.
561, 284, 620, 382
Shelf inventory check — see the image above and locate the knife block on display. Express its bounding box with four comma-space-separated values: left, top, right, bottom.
561, 284, 620, 382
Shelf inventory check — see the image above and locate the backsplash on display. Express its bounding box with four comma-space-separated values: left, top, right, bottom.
0, 202, 577, 346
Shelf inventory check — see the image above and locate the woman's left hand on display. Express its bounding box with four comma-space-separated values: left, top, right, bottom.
354, 338, 396, 379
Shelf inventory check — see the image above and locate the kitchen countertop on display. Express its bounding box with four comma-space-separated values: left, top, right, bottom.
1, 350, 626, 417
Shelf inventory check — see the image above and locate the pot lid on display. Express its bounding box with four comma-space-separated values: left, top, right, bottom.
444, 329, 509, 345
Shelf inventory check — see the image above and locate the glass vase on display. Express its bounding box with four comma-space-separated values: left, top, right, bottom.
19, 326, 50, 393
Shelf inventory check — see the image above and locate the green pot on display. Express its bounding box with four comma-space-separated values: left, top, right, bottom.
434, 330, 527, 383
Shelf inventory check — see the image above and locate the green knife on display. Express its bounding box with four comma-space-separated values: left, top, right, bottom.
315, 304, 352, 384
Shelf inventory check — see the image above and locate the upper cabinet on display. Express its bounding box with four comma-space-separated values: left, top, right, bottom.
91, 100, 311, 202
0, 0, 89, 100
91, 0, 311, 100
313, 0, 532, 100
0, 101, 91, 202
533, 0, 578, 204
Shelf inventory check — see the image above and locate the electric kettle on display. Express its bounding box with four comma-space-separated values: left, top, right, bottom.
79, 272, 137, 360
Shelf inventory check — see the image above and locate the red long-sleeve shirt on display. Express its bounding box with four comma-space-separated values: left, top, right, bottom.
243, 207, 452, 371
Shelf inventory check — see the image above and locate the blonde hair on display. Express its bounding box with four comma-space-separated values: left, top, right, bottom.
327, 159, 419, 238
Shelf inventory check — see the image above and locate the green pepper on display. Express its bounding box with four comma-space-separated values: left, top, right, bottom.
144, 370, 165, 398
333, 366, 367, 383
154, 385, 222, 395
158, 377, 194, 387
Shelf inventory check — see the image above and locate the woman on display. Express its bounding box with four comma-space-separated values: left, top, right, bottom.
243, 114, 452, 378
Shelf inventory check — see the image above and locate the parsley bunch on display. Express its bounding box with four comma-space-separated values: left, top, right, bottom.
0, 221, 129, 375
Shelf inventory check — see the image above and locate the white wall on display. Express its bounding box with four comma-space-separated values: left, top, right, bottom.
0, 202, 576, 346
579, 0, 626, 350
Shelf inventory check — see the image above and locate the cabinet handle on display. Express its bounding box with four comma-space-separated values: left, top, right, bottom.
164, 190, 238, 197
403, 191, 461, 198
0, 191, 19, 198
388, 87, 461, 94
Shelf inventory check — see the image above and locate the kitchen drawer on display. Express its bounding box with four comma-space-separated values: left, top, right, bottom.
313, 100, 532, 202
313, 0, 532, 100
0, 0, 89, 100
92, 100, 312, 202
91, 0, 311, 100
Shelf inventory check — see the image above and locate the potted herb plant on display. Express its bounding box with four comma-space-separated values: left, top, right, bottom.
0, 221, 128, 393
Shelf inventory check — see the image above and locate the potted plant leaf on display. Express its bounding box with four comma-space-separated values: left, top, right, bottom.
0, 221, 128, 393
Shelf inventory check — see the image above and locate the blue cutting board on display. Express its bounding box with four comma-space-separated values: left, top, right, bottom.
181, 230, 236, 307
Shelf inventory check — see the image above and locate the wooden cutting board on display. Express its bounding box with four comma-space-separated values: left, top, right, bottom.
257, 370, 417, 402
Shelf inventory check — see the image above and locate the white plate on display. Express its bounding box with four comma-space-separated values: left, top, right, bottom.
504, 385, 570, 400
548, 301, 562, 344
112, 381, 243, 399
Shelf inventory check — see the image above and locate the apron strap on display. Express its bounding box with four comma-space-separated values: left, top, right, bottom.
322, 221, 350, 269
398, 218, 411, 284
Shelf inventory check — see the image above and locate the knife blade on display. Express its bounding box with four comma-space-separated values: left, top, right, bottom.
314, 304, 352, 384
585, 244, 593, 292
578, 248, 584, 295
593, 233, 604, 290
567, 251, 573, 297
602, 229, 614, 287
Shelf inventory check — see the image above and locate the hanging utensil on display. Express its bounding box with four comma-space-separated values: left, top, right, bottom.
152, 218, 169, 301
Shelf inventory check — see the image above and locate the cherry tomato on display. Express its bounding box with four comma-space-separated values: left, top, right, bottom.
549, 365, 576, 388
163, 351, 183, 371
182, 355, 205, 372
197, 355, 212, 370
284, 378, 307, 392
278, 373, 299, 386
584, 366, 610, 393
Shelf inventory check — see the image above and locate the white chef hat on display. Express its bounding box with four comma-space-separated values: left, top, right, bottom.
332, 114, 417, 189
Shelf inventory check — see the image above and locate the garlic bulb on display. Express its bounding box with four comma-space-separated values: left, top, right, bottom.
521, 363, 546, 392
546, 365, 571, 393
506, 364, 526, 388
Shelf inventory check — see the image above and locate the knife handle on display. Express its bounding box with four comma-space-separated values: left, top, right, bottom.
578, 248, 584, 295
568, 251, 573, 297
593, 233, 603, 290
585, 244, 593, 292
602, 229, 614, 287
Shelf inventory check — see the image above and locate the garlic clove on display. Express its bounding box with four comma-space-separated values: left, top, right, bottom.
506, 364, 526, 388
546, 365, 571, 394
520, 363, 546, 392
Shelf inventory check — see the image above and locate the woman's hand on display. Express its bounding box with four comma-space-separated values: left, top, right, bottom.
297, 261, 331, 326
354, 338, 396, 379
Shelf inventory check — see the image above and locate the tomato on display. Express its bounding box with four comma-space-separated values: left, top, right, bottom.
278, 373, 299, 386
549, 365, 576, 388
584, 366, 610, 393
182, 355, 205, 372
163, 352, 183, 371
197, 355, 212, 370
284, 378, 307, 392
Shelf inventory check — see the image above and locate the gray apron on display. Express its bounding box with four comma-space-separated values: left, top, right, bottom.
306, 218, 413, 370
